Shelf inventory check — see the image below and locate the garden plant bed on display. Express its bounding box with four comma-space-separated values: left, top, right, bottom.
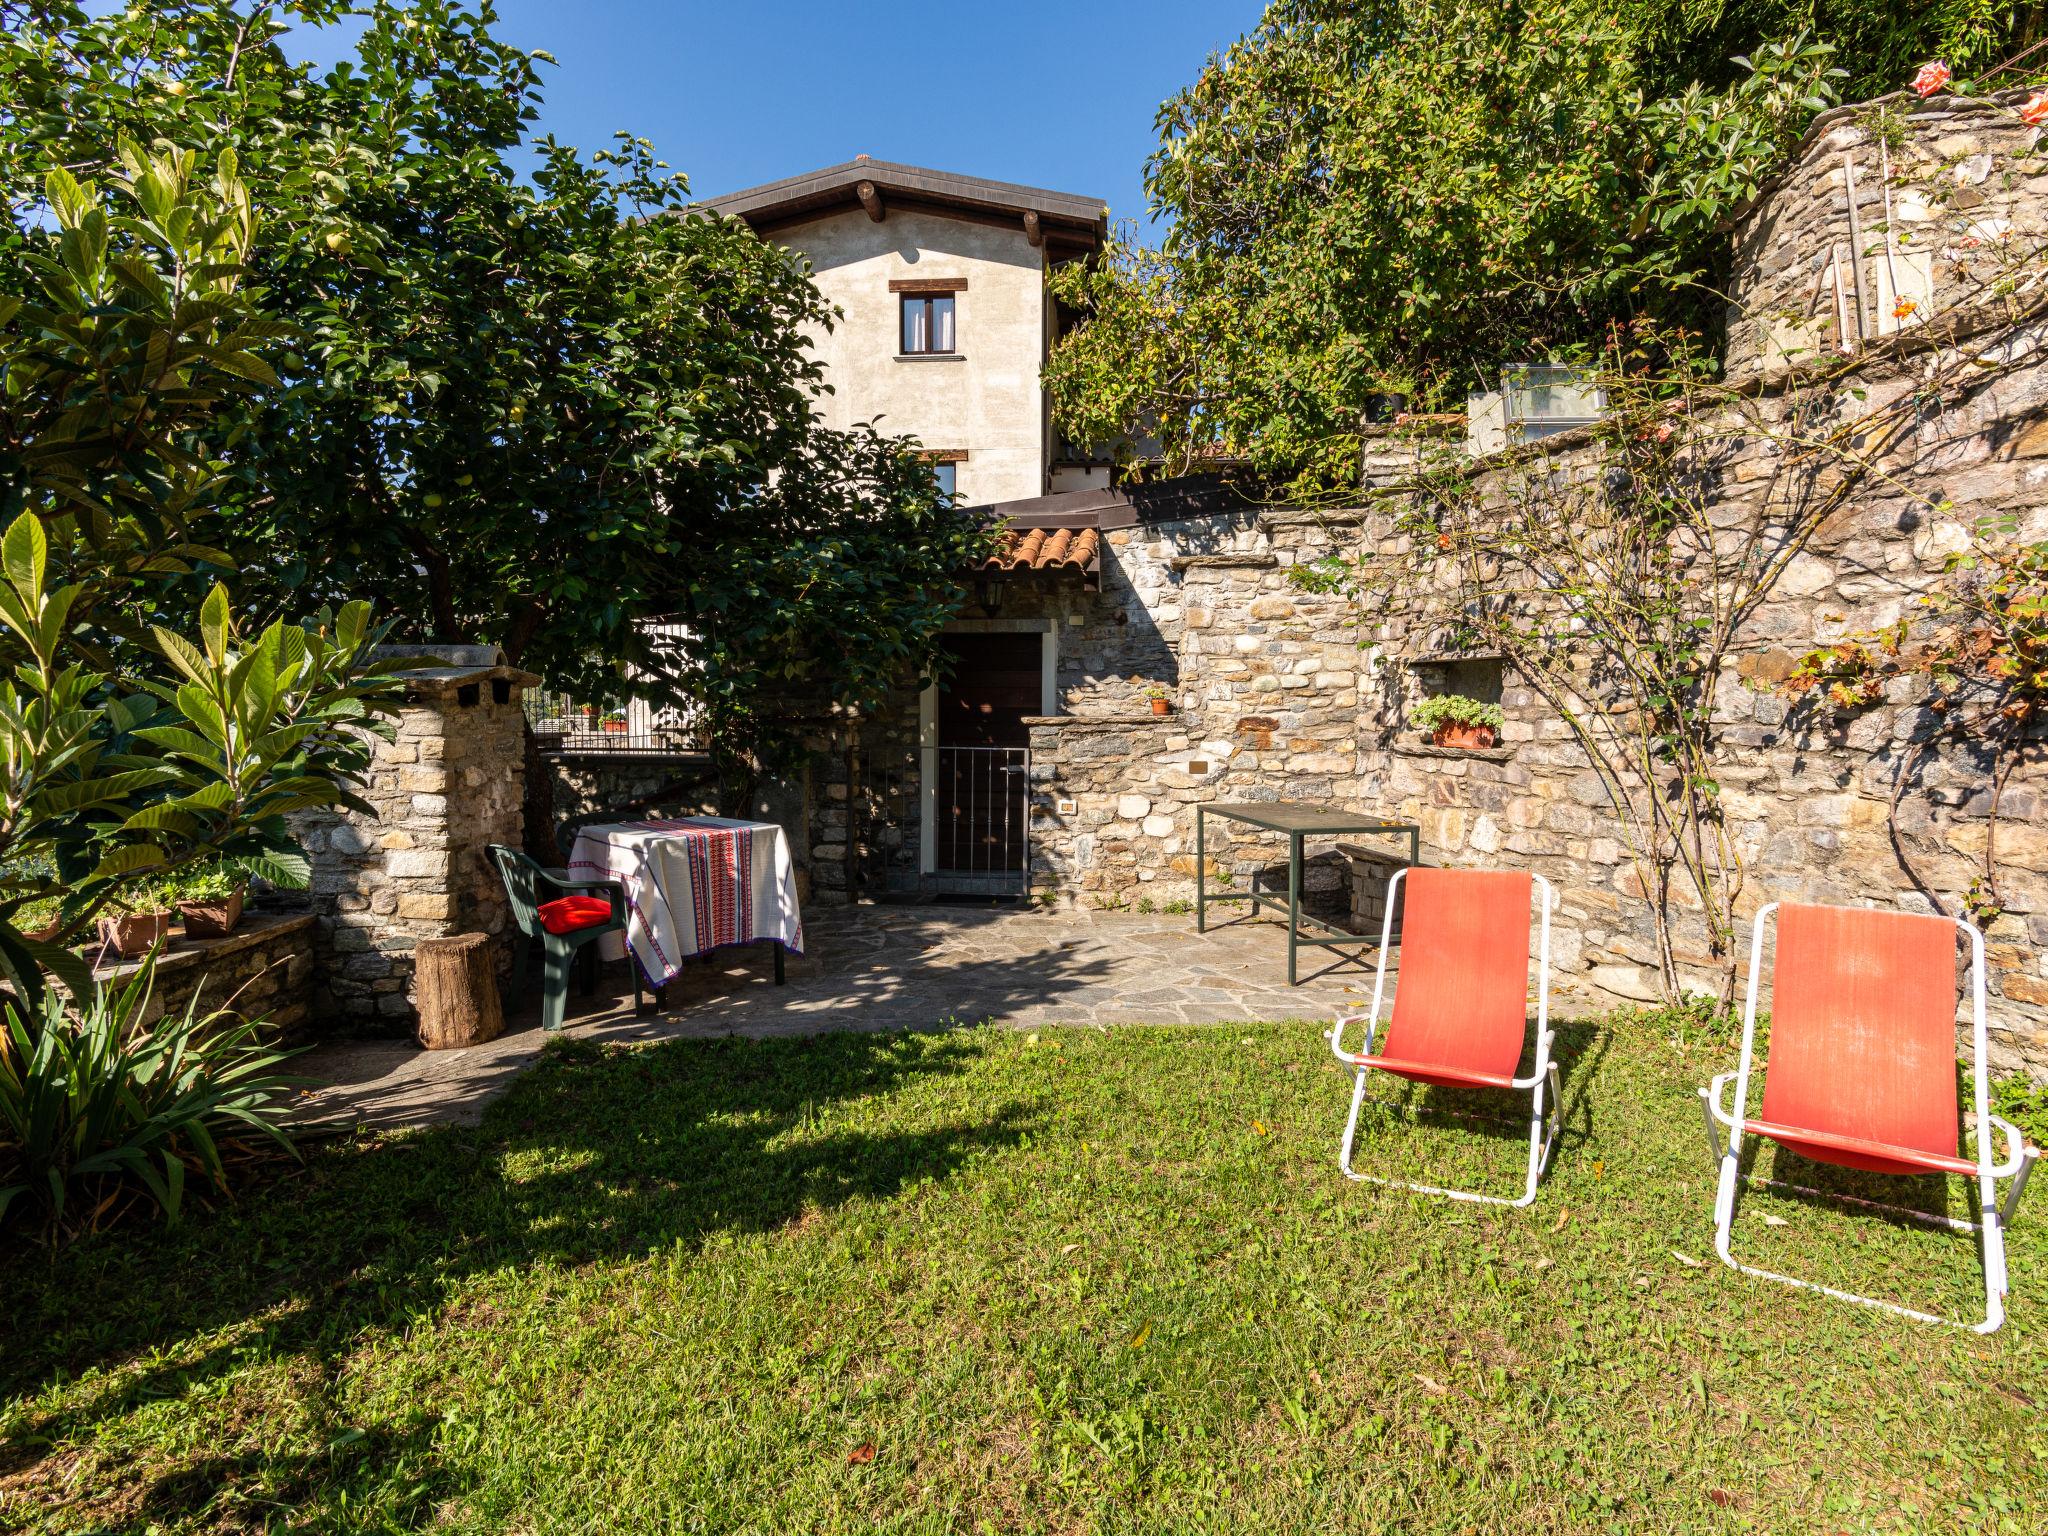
2, 1013, 2041, 1532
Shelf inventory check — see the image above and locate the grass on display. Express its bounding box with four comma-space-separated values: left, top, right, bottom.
2, 1012, 2043, 1533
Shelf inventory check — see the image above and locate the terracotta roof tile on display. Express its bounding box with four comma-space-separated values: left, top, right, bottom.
981, 525, 1101, 571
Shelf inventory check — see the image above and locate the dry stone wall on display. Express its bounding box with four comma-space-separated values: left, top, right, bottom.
1727, 89, 2048, 385
95, 913, 315, 1034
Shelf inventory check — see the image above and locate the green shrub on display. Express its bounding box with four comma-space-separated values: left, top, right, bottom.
0, 960, 299, 1236
1409, 694, 1505, 732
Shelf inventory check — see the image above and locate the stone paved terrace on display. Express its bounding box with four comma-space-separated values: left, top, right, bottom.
295, 903, 1595, 1133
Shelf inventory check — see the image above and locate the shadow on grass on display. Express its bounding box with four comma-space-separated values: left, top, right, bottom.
1343, 1019, 1614, 1186
0, 1027, 1035, 1519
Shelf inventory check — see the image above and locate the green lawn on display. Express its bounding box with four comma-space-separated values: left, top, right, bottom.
3, 1014, 2043, 1534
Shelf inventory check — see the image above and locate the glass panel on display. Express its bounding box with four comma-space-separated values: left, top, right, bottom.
931, 295, 955, 352
901, 296, 925, 354
933, 462, 957, 502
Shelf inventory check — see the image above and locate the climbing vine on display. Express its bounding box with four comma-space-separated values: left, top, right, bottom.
1786, 519, 2048, 923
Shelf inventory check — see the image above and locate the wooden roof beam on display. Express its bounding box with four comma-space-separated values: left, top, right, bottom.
857, 180, 885, 222
1022, 209, 1043, 248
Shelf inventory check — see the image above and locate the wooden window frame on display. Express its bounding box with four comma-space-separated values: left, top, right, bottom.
899, 291, 958, 356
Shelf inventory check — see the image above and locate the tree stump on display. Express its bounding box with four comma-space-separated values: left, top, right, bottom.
415, 932, 505, 1050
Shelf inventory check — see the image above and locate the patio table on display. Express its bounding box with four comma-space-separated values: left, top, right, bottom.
567, 817, 803, 989
1195, 802, 1420, 985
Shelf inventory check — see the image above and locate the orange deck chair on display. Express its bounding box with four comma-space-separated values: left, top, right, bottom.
1328, 868, 1561, 1208
1701, 902, 2040, 1334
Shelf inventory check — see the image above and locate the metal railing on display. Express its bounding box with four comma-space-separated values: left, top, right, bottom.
928, 745, 1030, 875
524, 623, 704, 755
524, 689, 700, 754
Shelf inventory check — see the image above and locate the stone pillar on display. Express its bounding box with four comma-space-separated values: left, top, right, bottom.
297, 656, 538, 1030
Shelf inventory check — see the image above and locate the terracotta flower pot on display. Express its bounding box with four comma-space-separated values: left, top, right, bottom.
1150, 697, 1171, 716
1431, 721, 1498, 750
177, 885, 245, 939
98, 910, 171, 958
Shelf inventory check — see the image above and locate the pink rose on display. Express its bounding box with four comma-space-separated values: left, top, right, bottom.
1910, 61, 1951, 98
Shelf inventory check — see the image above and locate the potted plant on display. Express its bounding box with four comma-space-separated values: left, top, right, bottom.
98, 893, 173, 959
1144, 684, 1172, 716
1363, 373, 1415, 425
1410, 694, 1505, 750
598, 710, 628, 734
166, 863, 248, 939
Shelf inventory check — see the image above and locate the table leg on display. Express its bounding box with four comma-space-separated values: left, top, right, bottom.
1196, 806, 1206, 933
1288, 831, 1302, 985
773, 942, 785, 985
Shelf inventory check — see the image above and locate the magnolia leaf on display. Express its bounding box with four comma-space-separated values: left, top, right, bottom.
237, 848, 311, 888
198, 584, 232, 666
153, 626, 214, 684
1, 513, 47, 607
84, 843, 168, 885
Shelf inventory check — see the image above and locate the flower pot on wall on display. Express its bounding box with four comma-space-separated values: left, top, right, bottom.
98, 910, 171, 959
177, 886, 245, 939
1432, 721, 1497, 750
600, 719, 627, 734
1150, 697, 1172, 716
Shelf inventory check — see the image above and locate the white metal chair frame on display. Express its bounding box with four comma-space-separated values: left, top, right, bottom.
1329, 870, 1561, 1208
1701, 902, 2041, 1335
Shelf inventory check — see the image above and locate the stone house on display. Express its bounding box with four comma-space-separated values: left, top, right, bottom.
698, 158, 1111, 505
305, 93, 2041, 1084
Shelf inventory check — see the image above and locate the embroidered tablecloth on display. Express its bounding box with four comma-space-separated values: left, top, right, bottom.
567, 817, 804, 987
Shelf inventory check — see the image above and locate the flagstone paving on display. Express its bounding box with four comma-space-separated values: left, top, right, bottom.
290, 903, 1602, 1132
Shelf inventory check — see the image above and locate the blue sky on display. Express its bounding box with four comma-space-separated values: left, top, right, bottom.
290, 1, 1259, 237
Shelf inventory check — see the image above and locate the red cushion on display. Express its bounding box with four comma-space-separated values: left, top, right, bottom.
537, 895, 613, 935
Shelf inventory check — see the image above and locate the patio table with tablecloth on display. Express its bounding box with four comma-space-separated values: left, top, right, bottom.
566, 817, 803, 989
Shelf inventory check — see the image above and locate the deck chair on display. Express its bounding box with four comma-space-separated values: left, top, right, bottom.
1701, 902, 2040, 1334
1328, 868, 1560, 1207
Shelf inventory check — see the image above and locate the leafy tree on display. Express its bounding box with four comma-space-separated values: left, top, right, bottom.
3, 1, 992, 779
0, 139, 405, 1006
1046, 0, 2035, 494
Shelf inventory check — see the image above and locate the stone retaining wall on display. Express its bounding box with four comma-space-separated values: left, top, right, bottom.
542, 752, 715, 824
97, 912, 315, 1033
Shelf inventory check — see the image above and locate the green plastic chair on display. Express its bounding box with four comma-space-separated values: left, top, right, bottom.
487, 844, 642, 1031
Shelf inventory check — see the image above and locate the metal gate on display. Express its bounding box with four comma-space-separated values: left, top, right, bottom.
929, 745, 1029, 877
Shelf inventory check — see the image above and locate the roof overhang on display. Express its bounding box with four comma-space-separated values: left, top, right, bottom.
961, 474, 1249, 529
695, 159, 1107, 255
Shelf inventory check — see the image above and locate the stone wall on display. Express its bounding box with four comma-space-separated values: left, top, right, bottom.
96, 913, 316, 1034
295, 664, 534, 1030
540, 752, 716, 841
1726, 89, 2048, 384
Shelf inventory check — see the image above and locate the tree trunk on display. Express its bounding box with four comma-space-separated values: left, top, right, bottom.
415, 933, 505, 1050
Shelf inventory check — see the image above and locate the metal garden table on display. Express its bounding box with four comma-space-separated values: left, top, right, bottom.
1194, 802, 1421, 985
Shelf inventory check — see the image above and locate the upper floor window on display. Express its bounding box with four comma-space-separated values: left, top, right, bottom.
932, 461, 958, 503
901, 293, 956, 355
